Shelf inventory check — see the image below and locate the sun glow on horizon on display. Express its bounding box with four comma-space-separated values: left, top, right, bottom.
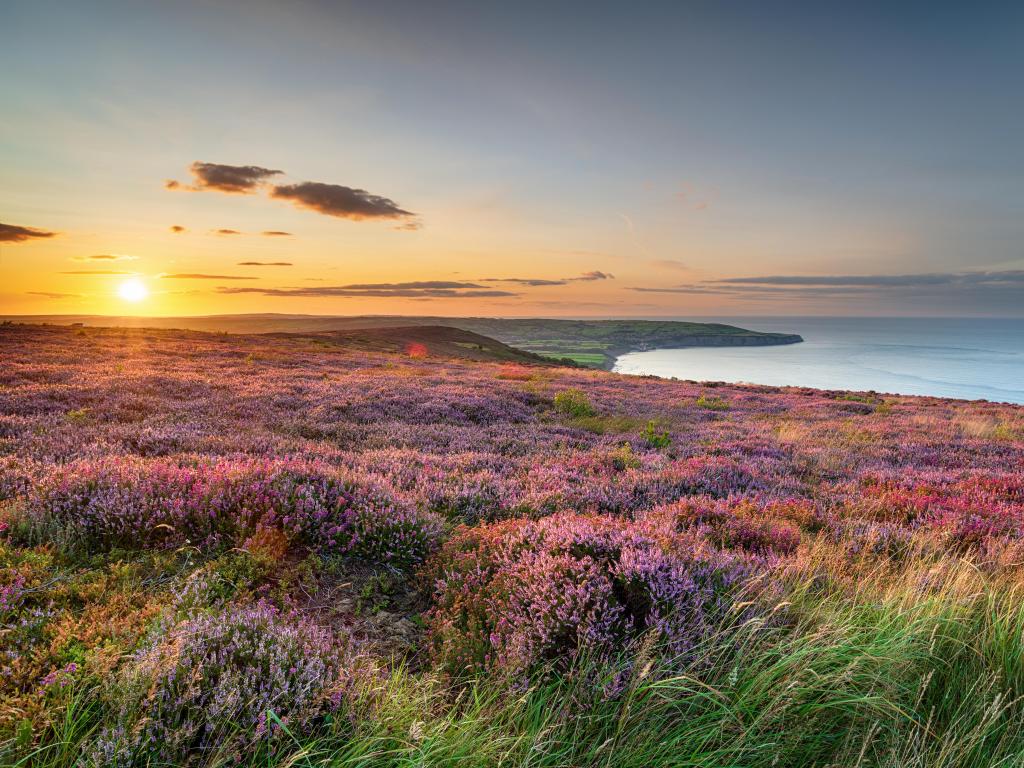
117, 278, 149, 303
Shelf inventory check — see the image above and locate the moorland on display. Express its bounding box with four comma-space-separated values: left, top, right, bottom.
2, 322, 1023, 768
0, 314, 803, 368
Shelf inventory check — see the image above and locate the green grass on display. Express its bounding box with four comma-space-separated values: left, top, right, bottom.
543, 352, 608, 366
9, 542, 1024, 768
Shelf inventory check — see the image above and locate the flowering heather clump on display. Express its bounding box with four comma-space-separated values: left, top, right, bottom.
425, 512, 754, 679
344, 490, 444, 567
645, 496, 804, 555
87, 603, 343, 767
17, 456, 440, 565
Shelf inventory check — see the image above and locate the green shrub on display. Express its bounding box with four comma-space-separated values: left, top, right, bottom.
553, 388, 596, 418
640, 420, 672, 449
696, 393, 729, 411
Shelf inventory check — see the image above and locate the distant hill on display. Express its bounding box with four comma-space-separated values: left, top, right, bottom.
269, 325, 563, 366
0, 313, 802, 368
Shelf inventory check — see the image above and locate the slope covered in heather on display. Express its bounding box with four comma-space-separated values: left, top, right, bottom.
1, 323, 1023, 768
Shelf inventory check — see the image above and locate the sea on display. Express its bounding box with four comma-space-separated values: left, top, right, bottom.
613, 317, 1024, 405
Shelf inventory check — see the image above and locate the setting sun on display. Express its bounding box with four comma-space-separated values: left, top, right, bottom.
117, 278, 148, 302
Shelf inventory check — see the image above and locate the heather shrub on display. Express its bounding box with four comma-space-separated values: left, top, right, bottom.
647, 496, 803, 556
345, 492, 444, 568
19, 457, 441, 566
639, 455, 765, 501
86, 603, 346, 767
828, 519, 918, 560
20, 457, 342, 551
425, 512, 755, 680
553, 388, 596, 418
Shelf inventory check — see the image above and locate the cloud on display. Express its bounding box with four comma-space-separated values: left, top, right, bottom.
237, 261, 293, 266
28, 291, 79, 299
261, 230, 292, 237
572, 270, 614, 281
216, 281, 516, 299
163, 162, 418, 226
213, 229, 243, 235
343, 281, 485, 289
393, 220, 423, 231
168, 162, 283, 194
160, 273, 258, 280
72, 254, 138, 262
712, 271, 1024, 288
60, 269, 134, 275
484, 278, 568, 286
271, 181, 414, 221
1, 222, 58, 243
480, 272, 615, 287
629, 270, 1024, 306
170, 225, 186, 233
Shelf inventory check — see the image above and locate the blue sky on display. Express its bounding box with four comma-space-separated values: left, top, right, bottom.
2, 0, 1022, 316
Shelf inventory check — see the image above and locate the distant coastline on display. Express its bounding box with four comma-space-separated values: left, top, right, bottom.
600, 332, 803, 371
613, 316, 1024, 404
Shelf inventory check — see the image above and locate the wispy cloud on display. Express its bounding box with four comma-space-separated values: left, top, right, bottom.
573, 270, 614, 281
217, 280, 516, 299
713, 271, 1024, 288
160, 273, 258, 280
484, 277, 568, 286
629, 270, 1024, 308
345, 281, 485, 289
1, 222, 58, 243
167, 162, 282, 193
271, 181, 415, 221
28, 291, 80, 299
213, 228, 243, 236
481, 271, 614, 286
60, 269, 135, 276
261, 230, 292, 237
72, 254, 139, 262
170, 225, 186, 233
237, 261, 293, 266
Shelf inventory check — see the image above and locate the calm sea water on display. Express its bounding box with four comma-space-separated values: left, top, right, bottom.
613, 317, 1024, 404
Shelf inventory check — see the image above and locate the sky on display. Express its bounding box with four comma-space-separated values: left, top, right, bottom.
2, 0, 1023, 317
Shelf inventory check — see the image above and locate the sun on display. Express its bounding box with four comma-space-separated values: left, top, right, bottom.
117, 278, 149, 302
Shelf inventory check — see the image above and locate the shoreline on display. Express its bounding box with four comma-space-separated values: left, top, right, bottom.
599, 333, 803, 370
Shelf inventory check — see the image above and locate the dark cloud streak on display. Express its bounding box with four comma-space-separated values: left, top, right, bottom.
480, 271, 614, 287
61, 269, 134, 275
161, 273, 258, 280
28, 291, 79, 299
271, 181, 414, 220
171, 162, 282, 193
216, 283, 516, 298
713, 271, 1024, 288
1, 222, 58, 242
